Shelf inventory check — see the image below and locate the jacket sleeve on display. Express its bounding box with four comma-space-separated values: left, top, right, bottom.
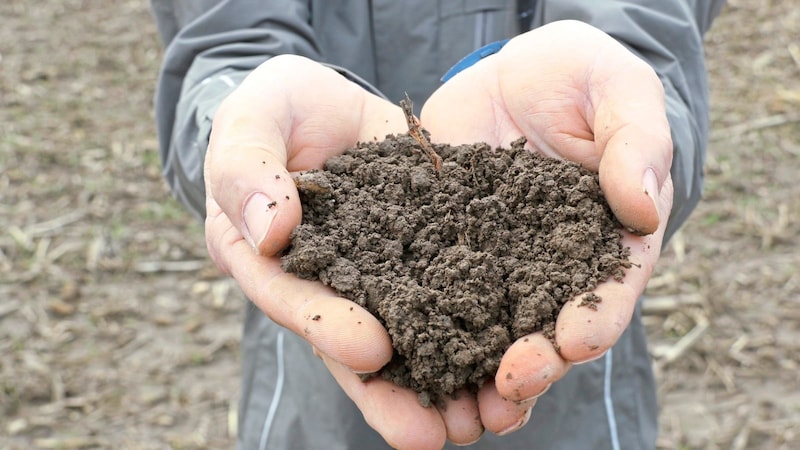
151, 0, 322, 220
527, 0, 726, 243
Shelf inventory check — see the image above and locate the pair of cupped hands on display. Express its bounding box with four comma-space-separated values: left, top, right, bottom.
204, 21, 673, 449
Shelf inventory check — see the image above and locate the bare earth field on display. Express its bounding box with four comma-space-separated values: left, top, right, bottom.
1, 1, 798, 449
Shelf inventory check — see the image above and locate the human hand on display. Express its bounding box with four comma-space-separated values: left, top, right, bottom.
204, 55, 489, 449
420, 20, 675, 435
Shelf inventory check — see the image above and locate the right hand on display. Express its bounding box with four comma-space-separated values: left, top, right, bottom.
205, 55, 515, 448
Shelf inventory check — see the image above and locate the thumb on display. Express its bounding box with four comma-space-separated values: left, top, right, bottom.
205, 140, 302, 256
588, 52, 674, 236
598, 124, 672, 236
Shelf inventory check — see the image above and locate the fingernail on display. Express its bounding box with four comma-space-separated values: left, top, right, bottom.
518, 383, 551, 403
243, 192, 277, 253
574, 349, 608, 365
454, 434, 484, 447
497, 407, 532, 436
643, 168, 660, 222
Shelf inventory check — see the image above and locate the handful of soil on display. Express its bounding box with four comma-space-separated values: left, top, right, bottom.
281, 129, 630, 406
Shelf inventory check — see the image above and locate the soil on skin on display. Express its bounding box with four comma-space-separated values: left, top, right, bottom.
281, 134, 631, 405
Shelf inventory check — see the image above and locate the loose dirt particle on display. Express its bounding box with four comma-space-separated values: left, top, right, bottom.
578, 293, 602, 311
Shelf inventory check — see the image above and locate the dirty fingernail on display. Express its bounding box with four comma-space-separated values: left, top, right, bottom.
643, 168, 660, 222
497, 408, 532, 436
243, 192, 277, 253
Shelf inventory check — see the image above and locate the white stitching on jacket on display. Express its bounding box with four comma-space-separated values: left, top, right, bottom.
604, 348, 621, 450
258, 330, 286, 450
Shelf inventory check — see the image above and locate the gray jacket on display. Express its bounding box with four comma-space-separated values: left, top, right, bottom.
150, 1, 724, 449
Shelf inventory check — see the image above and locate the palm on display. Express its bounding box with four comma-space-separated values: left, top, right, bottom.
421, 20, 674, 401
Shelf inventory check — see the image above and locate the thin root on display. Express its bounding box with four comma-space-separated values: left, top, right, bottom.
400, 93, 442, 171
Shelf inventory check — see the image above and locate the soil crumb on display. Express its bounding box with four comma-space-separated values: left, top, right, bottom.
281, 134, 630, 406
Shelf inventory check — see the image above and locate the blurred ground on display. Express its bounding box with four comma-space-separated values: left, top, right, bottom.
1, 1, 798, 449
649, 1, 800, 448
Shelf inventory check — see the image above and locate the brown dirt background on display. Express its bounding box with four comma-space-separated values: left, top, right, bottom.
1, 1, 797, 448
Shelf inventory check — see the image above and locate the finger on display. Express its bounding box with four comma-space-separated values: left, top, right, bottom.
556, 177, 673, 363
250, 264, 393, 373
494, 333, 570, 403
437, 389, 483, 446
321, 353, 447, 450
206, 55, 405, 255
208, 147, 302, 256
596, 120, 672, 236
206, 209, 393, 372
584, 44, 673, 236
556, 282, 637, 364
476, 380, 535, 436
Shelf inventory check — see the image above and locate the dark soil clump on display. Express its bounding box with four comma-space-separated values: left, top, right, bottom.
281, 134, 630, 406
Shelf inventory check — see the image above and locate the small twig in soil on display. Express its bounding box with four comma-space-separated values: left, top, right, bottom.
133, 260, 207, 273
0, 299, 20, 319
294, 171, 333, 195
641, 293, 703, 315
788, 43, 800, 71
652, 310, 709, 366
25, 210, 87, 237
400, 93, 442, 171
710, 113, 800, 141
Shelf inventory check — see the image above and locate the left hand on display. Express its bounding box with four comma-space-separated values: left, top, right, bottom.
420, 19, 675, 437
